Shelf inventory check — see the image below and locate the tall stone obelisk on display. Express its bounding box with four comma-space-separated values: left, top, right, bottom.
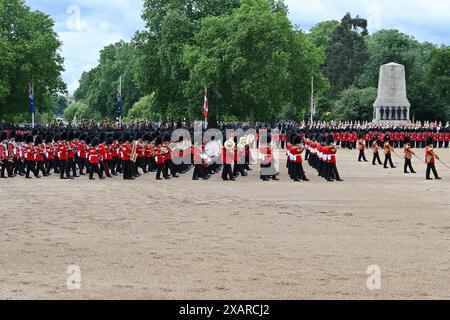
373, 62, 411, 122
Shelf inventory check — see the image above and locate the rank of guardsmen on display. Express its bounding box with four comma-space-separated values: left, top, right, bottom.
1, 120, 449, 182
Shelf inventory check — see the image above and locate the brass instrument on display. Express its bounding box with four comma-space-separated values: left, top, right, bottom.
224, 139, 236, 150
130, 142, 138, 163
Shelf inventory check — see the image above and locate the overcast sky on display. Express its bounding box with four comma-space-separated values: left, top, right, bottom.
26, 0, 450, 94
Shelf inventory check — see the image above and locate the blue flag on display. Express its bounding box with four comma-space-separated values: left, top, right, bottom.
28, 85, 35, 114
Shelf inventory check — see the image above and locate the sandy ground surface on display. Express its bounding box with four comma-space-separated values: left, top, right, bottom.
0, 148, 449, 300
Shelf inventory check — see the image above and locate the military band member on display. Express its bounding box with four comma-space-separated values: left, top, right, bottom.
259, 135, 278, 181
325, 135, 343, 182
34, 135, 48, 177
222, 139, 235, 181
120, 133, 133, 180
0, 131, 9, 178
87, 138, 104, 180
24, 135, 38, 179
289, 135, 308, 182
425, 137, 442, 181
57, 133, 72, 180
403, 136, 417, 174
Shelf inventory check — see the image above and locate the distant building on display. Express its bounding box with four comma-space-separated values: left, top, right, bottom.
65, 95, 75, 104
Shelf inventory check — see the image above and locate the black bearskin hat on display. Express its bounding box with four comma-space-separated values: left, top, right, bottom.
0, 131, 7, 141
326, 135, 334, 145
155, 136, 163, 146
384, 135, 390, 142
123, 132, 131, 143
91, 138, 99, 147
45, 135, 53, 144
68, 131, 75, 141
60, 132, 67, 141
293, 135, 301, 146
404, 136, 411, 144
25, 134, 34, 144
35, 135, 43, 145
106, 137, 113, 145
426, 136, 433, 146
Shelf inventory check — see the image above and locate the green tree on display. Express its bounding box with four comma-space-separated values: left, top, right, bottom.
74, 41, 142, 119
52, 95, 68, 116
333, 87, 377, 121
126, 94, 160, 121
0, 0, 66, 121
324, 13, 369, 98
308, 20, 340, 49
183, 0, 325, 124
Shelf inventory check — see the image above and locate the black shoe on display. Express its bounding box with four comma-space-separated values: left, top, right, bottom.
89, 177, 96, 180
293, 179, 301, 182
272, 177, 279, 181
426, 178, 433, 180
404, 171, 409, 174
436, 177, 442, 180
26, 176, 32, 179
336, 179, 344, 182
156, 177, 163, 180
303, 178, 310, 182
192, 178, 199, 181
60, 177, 67, 180
204, 176, 211, 180
173, 175, 180, 178
412, 171, 417, 174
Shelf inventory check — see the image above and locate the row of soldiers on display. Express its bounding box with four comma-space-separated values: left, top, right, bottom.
356, 134, 443, 180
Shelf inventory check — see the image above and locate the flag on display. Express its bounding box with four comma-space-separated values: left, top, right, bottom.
203, 88, 209, 119
117, 80, 122, 117
28, 84, 35, 114
311, 96, 316, 116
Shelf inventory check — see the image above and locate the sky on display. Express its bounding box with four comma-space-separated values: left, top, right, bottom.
26, 0, 450, 95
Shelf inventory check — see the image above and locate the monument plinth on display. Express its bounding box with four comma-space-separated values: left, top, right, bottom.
373, 62, 411, 122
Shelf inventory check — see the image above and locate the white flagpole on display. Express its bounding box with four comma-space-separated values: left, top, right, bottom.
204, 87, 208, 129
310, 76, 314, 124
31, 83, 35, 129
119, 76, 122, 127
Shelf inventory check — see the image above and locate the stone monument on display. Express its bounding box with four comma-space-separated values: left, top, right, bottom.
373, 62, 411, 122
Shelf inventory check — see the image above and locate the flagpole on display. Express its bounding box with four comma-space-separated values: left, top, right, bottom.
310, 76, 314, 124
119, 76, 122, 127
204, 87, 208, 129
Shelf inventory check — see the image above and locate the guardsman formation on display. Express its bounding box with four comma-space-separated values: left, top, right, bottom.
2, 122, 449, 182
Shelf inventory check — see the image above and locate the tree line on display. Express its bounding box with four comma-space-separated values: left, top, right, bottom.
1, 0, 449, 124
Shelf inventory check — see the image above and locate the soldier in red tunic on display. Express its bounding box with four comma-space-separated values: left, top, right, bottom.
357, 134, 368, 162
403, 136, 417, 174
425, 137, 442, 180
0, 131, 9, 178
289, 135, 308, 182
371, 135, 382, 166
383, 135, 396, 169
34, 135, 47, 177
87, 138, 104, 180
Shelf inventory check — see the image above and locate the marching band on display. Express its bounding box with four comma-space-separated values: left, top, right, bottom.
1, 123, 449, 182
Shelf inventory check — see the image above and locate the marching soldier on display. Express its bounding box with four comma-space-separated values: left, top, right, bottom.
403, 136, 417, 174
289, 135, 308, 182
371, 136, 382, 165
325, 135, 343, 182
357, 134, 368, 162
0, 131, 9, 178
383, 135, 396, 169
425, 137, 442, 181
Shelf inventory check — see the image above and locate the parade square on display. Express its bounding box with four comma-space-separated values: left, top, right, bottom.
1, 0, 450, 303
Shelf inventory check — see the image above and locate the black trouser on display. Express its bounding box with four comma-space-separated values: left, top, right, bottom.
193, 164, 206, 179
445, 141, 449, 148
404, 158, 415, 173
89, 163, 102, 179
156, 163, 166, 179
165, 160, 176, 177
59, 160, 70, 178
290, 162, 307, 181
25, 160, 37, 178
426, 163, 439, 179
222, 164, 234, 180
77, 158, 86, 174
233, 162, 246, 177
36, 161, 46, 176
327, 163, 341, 181
123, 160, 132, 179
358, 150, 367, 162
384, 154, 395, 168
1, 161, 7, 177
372, 152, 382, 165
68, 158, 77, 176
